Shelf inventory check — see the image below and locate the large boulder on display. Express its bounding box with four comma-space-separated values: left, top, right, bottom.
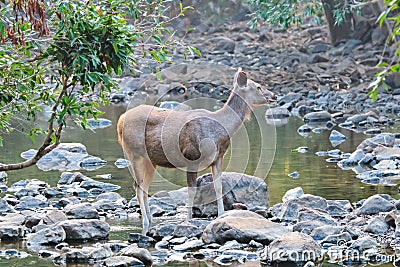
356, 195, 395, 215
261, 232, 322, 265
21, 143, 106, 171
57, 219, 110, 241
27, 225, 66, 246
202, 210, 289, 245
278, 194, 328, 222
193, 172, 269, 217
64, 203, 99, 219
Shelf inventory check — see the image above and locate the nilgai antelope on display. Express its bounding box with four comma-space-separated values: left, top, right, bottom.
117, 68, 277, 233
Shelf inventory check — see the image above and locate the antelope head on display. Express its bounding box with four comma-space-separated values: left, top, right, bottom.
234, 68, 277, 106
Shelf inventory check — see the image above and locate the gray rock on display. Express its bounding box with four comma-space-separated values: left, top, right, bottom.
0, 214, 26, 239
278, 194, 328, 222
202, 210, 289, 245
193, 172, 269, 217
350, 236, 378, 252
310, 225, 344, 241
27, 225, 66, 245
212, 37, 235, 53
58, 244, 113, 263
365, 216, 389, 234
149, 221, 178, 240
357, 133, 396, 152
303, 111, 331, 123
103, 256, 145, 267
15, 195, 48, 210
41, 211, 68, 225
297, 208, 337, 225
173, 238, 204, 251
86, 118, 112, 129
173, 221, 202, 238
64, 203, 99, 219
282, 187, 304, 202
261, 232, 322, 264
22, 143, 105, 171
80, 178, 120, 191
293, 221, 326, 235
120, 244, 152, 266
43, 188, 65, 198
0, 199, 15, 213
21, 210, 43, 228
356, 195, 395, 215
58, 172, 89, 185
321, 232, 352, 245
128, 233, 155, 247
58, 219, 110, 241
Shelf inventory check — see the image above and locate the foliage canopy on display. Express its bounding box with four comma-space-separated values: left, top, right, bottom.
0, 0, 199, 171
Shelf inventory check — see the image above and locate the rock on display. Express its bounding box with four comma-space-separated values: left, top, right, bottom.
173, 238, 204, 251
58, 219, 110, 241
79, 156, 107, 171
357, 133, 396, 152
218, 240, 244, 251
114, 158, 131, 168
350, 236, 378, 252
193, 172, 269, 217
128, 233, 156, 247
103, 256, 145, 267
80, 178, 121, 191
173, 221, 202, 238
58, 172, 89, 185
329, 130, 346, 146
64, 203, 99, 219
293, 221, 326, 235
21, 210, 43, 228
15, 195, 48, 210
365, 216, 389, 234
297, 124, 312, 137
211, 37, 235, 53
42, 188, 65, 198
278, 194, 328, 222
261, 232, 322, 264
310, 225, 344, 241
86, 118, 112, 129
0, 224, 24, 239
297, 208, 337, 225
120, 245, 152, 266
356, 195, 395, 215
42, 211, 68, 225
93, 192, 126, 211
0, 199, 15, 214
27, 225, 66, 245
321, 232, 352, 245
149, 221, 178, 240
57, 244, 113, 263
21, 143, 106, 171
288, 171, 299, 179
202, 210, 289, 245
337, 149, 366, 169
303, 111, 331, 123
282, 187, 304, 202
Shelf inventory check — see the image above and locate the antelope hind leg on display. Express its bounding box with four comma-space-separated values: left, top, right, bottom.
212, 157, 224, 216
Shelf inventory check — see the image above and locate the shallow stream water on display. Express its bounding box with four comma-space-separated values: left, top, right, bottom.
0, 101, 399, 266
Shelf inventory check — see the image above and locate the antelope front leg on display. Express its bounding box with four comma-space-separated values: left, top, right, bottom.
212, 157, 224, 216
186, 171, 197, 219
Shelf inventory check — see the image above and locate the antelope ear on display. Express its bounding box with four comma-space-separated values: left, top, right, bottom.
235, 68, 247, 87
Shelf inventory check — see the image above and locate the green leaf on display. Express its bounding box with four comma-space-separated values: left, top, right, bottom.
151, 35, 162, 44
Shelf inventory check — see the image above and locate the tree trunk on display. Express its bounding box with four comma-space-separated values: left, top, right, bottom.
322, 0, 353, 45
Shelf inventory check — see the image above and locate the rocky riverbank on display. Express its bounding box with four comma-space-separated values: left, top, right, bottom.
0, 169, 400, 266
